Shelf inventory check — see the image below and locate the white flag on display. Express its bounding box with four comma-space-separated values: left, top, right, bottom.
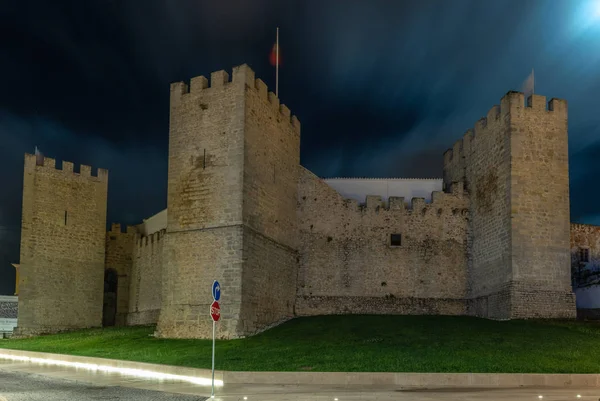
522, 69, 534, 100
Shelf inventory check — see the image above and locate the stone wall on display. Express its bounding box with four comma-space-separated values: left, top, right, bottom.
240, 226, 297, 335
158, 64, 301, 339
0, 296, 18, 319
297, 167, 470, 316
105, 223, 135, 326
128, 230, 164, 326
157, 66, 247, 339
444, 92, 575, 319
240, 66, 300, 335
16, 154, 108, 335
160, 227, 244, 339
443, 101, 511, 318
508, 94, 573, 318
571, 223, 600, 318
571, 223, 600, 288
0, 296, 18, 334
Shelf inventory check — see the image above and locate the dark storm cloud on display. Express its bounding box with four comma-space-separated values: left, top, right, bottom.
0, 110, 167, 294
570, 138, 600, 224
297, 0, 541, 176
1, 0, 600, 294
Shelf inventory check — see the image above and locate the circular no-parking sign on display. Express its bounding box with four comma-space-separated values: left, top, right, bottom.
210, 301, 220, 322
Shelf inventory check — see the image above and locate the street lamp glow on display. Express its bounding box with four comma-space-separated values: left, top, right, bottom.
593, 0, 600, 18
0, 353, 223, 387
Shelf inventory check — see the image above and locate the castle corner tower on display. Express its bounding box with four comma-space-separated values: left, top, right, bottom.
15, 154, 108, 336
157, 64, 301, 339
444, 91, 575, 319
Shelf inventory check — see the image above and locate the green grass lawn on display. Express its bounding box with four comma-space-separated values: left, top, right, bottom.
1, 315, 599, 373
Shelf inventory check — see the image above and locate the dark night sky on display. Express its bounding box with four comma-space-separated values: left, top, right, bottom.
1, 0, 600, 295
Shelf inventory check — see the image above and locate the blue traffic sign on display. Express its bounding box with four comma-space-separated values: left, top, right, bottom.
212, 280, 221, 301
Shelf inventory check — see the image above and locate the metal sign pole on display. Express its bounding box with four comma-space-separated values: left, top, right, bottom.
210, 280, 220, 399
211, 319, 216, 398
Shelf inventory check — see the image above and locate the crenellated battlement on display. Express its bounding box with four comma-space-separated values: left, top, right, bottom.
443, 91, 568, 167
135, 229, 166, 248
169, 64, 301, 134
24, 153, 108, 182
108, 223, 137, 235
325, 177, 442, 181
571, 223, 600, 235
338, 181, 468, 217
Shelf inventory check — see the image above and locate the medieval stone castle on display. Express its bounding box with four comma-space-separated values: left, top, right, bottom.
11, 64, 600, 339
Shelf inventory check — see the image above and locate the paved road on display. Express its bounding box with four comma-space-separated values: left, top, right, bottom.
0, 360, 599, 400
0, 370, 208, 401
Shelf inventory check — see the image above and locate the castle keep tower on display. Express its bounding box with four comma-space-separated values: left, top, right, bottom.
157, 64, 301, 339
15, 154, 108, 335
444, 92, 575, 319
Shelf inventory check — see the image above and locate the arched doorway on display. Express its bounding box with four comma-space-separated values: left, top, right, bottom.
102, 268, 118, 327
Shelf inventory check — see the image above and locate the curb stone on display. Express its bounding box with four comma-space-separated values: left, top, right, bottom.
0, 348, 598, 388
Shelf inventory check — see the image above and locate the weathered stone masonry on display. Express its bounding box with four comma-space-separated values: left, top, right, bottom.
570, 224, 600, 319
444, 92, 575, 319
127, 229, 164, 326
104, 223, 135, 326
0, 296, 18, 319
297, 167, 470, 316
157, 65, 300, 339
14, 64, 589, 338
15, 155, 108, 336
571, 223, 600, 279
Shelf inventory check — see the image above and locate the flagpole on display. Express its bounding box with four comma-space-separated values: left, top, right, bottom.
276, 27, 279, 97
532, 68, 534, 95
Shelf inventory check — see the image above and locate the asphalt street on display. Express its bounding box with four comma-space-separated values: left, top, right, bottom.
0, 369, 208, 401
1, 359, 600, 400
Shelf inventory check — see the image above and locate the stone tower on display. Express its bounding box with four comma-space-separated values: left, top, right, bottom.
104, 223, 136, 327
157, 64, 301, 339
444, 92, 575, 319
15, 154, 108, 335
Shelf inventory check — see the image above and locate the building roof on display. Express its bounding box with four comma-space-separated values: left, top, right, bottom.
137, 208, 167, 236
323, 178, 443, 203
